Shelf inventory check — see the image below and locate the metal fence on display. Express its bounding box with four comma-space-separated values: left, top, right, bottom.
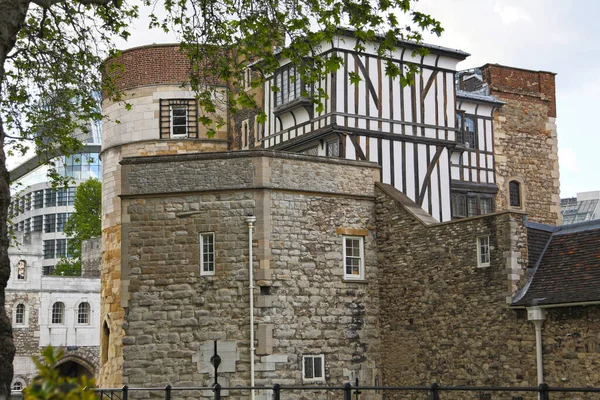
95, 383, 600, 400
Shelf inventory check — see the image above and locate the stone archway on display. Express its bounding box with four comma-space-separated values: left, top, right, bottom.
53, 355, 95, 380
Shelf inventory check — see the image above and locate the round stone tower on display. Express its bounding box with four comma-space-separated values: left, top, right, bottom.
99, 44, 229, 386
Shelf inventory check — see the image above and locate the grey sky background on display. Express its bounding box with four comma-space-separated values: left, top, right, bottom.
117, 0, 596, 198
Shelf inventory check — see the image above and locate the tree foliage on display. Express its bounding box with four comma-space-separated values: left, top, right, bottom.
23, 346, 96, 400
54, 178, 101, 275
0, 0, 442, 396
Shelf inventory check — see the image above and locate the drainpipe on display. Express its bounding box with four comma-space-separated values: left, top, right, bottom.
527, 306, 547, 385
246, 215, 257, 400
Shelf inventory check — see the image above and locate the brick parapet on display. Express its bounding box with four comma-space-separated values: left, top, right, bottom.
104, 44, 225, 93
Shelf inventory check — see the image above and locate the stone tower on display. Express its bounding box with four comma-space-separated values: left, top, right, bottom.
99, 44, 229, 386
481, 64, 561, 225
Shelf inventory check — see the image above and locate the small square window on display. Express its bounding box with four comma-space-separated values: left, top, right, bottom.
477, 235, 490, 268
200, 233, 215, 276
343, 236, 364, 280
302, 355, 325, 382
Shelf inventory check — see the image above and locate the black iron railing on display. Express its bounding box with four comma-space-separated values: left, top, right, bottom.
95, 383, 600, 400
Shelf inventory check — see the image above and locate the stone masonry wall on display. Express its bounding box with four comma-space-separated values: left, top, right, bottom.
482, 64, 561, 225
120, 152, 381, 399
376, 183, 600, 397
100, 140, 228, 388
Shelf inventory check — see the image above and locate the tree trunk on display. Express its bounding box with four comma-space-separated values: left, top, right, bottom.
0, 1, 31, 398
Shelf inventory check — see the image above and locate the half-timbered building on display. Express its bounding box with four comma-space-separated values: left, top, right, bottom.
258, 31, 505, 222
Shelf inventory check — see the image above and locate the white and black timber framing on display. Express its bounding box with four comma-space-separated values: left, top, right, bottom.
260, 32, 502, 222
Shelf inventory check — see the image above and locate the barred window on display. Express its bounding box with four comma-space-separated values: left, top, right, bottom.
77, 302, 90, 325
44, 214, 56, 233
159, 99, 199, 139
45, 189, 56, 207
51, 302, 64, 324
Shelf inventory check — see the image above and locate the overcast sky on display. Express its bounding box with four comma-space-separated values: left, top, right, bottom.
117, 0, 597, 198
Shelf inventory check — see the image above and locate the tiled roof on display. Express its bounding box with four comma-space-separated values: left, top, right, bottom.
513, 220, 600, 306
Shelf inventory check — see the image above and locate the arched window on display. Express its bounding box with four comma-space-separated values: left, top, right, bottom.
509, 180, 522, 207
78, 302, 90, 325
12, 381, 23, 391
15, 304, 25, 325
52, 302, 65, 324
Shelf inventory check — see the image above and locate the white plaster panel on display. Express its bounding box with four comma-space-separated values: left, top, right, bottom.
405, 143, 415, 200
381, 139, 391, 184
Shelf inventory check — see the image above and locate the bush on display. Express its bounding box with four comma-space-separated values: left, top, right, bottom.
24, 346, 95, 400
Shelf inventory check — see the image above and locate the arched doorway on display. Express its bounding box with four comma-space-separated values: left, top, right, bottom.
53, 356, 95, 380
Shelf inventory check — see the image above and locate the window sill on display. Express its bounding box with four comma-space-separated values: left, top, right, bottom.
342, 279, 368, 284
273, 97, 312, 116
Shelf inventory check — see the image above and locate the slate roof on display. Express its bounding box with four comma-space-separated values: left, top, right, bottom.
512, 220, 600, 307
456, 90, 505, 105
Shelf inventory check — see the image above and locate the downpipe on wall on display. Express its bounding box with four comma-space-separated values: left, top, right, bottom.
246, 215, 257, 400
527, 306, 547, 386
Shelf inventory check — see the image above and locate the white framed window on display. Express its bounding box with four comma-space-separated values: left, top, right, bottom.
12, 380, 24, 392
477, 235, 490, 267
200, 233, 215, 276
77, 302, 90, 325
302, 355, 325, 382
51, 302, 65, 324
170, 105, 188, 138
14, 304, 25, 325
343, 236, 364, 280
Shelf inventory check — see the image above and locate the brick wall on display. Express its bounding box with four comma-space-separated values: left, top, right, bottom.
482, 64, 561, 225
104, 44, 224, 92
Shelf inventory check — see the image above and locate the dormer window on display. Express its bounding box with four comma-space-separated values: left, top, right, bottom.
274, 65, 311, 108
159, 99, 199, 139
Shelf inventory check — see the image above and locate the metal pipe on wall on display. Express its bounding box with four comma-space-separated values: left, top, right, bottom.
246, 215, 257, 400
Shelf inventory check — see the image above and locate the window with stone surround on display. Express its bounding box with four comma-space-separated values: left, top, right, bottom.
200, 233, 215, 276
14, 304, 25, 325
17, 260, 26, 280
509, 180, 522, 208
77, 302, 90, 325
477, 235, 490, 267
159, 99, 199, 139
12, 381, 23, 392
242, 119, 250, 149
343, 236, 364, 280
51, 302, 65, 324
302, 354, 325, 382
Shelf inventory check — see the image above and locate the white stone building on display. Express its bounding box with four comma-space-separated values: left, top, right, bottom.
6, 136, 102, 391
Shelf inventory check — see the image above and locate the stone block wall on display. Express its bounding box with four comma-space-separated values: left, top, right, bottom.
118, 151, 381, 398
376, 183, 600, 394
482, 64, 561, 225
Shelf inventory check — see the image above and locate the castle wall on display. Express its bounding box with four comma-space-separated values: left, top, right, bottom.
482, 64, 561, 225
118, 151, 381, 398
376, 184, 600, 395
